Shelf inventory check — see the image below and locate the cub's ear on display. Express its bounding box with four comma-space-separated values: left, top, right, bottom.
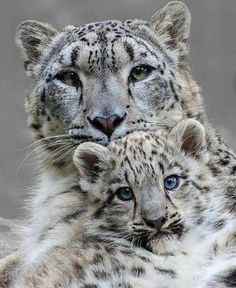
73, 143, 113, 181
168, 119, 206, 158
151, 1, 191, 57
16, 20, 58, 75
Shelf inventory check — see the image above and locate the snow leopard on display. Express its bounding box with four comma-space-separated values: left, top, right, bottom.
1, 0, 236, 286
13, 0, 236, 212
4, 119, 236, 288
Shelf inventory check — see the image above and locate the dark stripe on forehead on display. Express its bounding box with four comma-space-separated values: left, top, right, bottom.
125, 156, 138, 183
123, 42, 134, 61
150, 163, 155, 176
71, 46, 79, 66
125, 170, 129, 183
126, 35, 159, 63
40, 32, 76, 76
88, 51, 93, 64
159, 162, 165, 174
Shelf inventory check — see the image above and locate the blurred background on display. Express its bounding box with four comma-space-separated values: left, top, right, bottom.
0, 0, 235, 219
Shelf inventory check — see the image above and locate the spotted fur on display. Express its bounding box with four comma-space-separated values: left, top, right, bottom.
15, 1, 198, 167
14, 1, 236, 213
7, 119, 236, 287
2, 0, 236, 286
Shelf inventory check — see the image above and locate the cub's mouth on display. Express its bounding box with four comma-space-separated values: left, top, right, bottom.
127, 230, 174, 252
148, 231, 172, 242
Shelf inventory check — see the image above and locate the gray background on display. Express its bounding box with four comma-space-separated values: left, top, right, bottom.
0, 0, 235, 219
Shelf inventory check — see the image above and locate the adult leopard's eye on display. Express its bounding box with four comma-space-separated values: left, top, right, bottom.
116, 187, 134, 201
164, 175, 180, 191
55, 71, 80, 88
130, 65, 153, 82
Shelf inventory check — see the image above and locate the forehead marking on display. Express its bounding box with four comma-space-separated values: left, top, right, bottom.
159, 162, 165, 174
123, 41, 134, 61
129, 36, 160, 62
71, 46, 80, 66
124, 156, 138, 183
42, 20, 175, 78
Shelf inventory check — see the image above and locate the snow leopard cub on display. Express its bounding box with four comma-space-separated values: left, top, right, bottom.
9, 119, 236, 287
74, 118, 236, 288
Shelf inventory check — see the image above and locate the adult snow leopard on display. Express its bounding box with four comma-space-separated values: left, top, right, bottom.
5, 119, 236, 288
14, 0, 236, 209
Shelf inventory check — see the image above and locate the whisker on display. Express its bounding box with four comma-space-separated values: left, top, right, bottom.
14, 133, 71, 152
49, 145, 74, 165
16, 138, 73, 174
43, 143, 73, 166
16, 142, 63, 174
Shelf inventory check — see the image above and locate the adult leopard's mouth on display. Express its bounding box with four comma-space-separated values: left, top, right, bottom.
69, 129, 108, 145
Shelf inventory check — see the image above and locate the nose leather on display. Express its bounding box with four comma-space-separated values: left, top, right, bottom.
88, 114, 126, 137
143, 216, 167, 231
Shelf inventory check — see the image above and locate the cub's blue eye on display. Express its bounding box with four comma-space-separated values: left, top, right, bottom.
116, 187, 134, 201
164, 175, 180, 190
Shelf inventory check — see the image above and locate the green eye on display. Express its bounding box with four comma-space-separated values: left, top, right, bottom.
164, 175, 180, 191
56, 71, 80, 88
130, 65, 153, 82
116, 187, 134, 201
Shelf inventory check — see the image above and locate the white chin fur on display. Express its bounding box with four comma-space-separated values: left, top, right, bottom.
150, 235, 181, 255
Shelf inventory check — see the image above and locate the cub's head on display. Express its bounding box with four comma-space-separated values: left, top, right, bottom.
73, 119, 214, 255
16, 2, 202, 162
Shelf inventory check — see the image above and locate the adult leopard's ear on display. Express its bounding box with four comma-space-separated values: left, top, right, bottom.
16, 20, 58, 76
151, 1, 191, 57
168, 119, 206, 158
73, 143, 113, 181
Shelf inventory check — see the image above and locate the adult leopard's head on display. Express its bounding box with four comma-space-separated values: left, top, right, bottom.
16, 1, 202, 163
73, 119, 215, 255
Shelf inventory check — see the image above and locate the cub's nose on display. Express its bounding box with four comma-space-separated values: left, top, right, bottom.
88, 114, 126, 137
143, 216, 167, 231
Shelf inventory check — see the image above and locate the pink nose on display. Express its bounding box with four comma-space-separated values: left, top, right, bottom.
89, 114, 126, 137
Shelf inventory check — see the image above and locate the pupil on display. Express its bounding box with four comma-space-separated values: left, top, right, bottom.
69, 72, 75, 78
136, 68, 144, 74
164, 175, 179, 190
123, 188, 131, 197
66, 72, 79, 87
